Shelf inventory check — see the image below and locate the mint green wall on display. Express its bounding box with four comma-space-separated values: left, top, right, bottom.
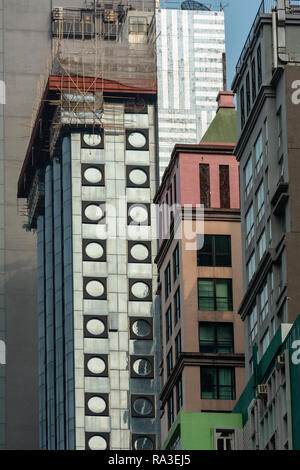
164, 412, 243, 450
282, 317, 300, 450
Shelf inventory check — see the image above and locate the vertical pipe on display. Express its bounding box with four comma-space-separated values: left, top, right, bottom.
272, 9, 278, 69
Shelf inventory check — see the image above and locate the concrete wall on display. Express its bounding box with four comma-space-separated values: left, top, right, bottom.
2, 0, 94, 450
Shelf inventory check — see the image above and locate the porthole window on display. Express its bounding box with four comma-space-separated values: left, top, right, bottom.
86, 318, 105, 336
84, 277, 106, 300
131, 282, 149, 299
81, 130, 104, 149
87, 396, 106, 414
133, 435, 154, 451
85, 205, 103, 221
85, 393, 109, 416
132, 358, 151, 376
82, 163, 105, 186
130, 356, 154, 378
85, 433, 109, 450
126, 129, 149, 151
130, 318, 152, 339
129, 279, 152, 302
128, 203, 150, 226
83, 240, 106, 262
86, 280, 104, 297
83, 134, 102, 147
82, 202, 105, 224
128, 241, 151, 264
126, 166, 149, 188
128, 132, 146, 148
87, 357, 106, 375
132, 396, 154, 417
85, 354, 108, 377
84, 315, 108, 339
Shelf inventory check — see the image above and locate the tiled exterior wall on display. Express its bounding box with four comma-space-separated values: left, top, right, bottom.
156, 9, 225, 179
37, 100, 161, 449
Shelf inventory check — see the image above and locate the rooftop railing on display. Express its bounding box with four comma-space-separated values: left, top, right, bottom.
235, 0, 277, 73
235, 0, 300, 74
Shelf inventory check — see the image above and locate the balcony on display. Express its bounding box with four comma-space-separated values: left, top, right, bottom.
271, 180, 289, 216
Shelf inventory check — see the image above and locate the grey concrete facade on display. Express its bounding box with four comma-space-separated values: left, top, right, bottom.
9, 0, 226, 449
1, 0, 97, 451
232, 0, 300, 450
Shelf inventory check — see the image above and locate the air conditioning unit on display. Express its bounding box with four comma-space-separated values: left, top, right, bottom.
53, 7, 64, 20
276, 354, 285, 369
257, 384, 268, 399
104, 9, 115, 22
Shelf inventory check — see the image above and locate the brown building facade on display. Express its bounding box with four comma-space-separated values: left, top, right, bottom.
154, 92, 245, 445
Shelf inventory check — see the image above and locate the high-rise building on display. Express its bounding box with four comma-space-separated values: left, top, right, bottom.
154, 91, 245, 450
156, 4, 225, 179
231, 0, 300, 450
14, 0, 227, 450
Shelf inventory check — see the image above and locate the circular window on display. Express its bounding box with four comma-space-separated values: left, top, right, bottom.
84, 204, 104, 222
86, 318, 105, 336
85, 242, 104, 259
134, 436, 153, 451
131, 282, 150, 299
129, 205, 148, 224
133, 397, 153, 416
132, 358, 152, 376
129, 168, 147, 186
86, 280, 104, 297
83, 134, 102, 147
84, 167, 102, 184
87, 396, 106, 414
88, 435, 107, 450
87, 357, 106, 375
130, 244, 149, 262
128, 132, 146, 148
132, 320, 151, 338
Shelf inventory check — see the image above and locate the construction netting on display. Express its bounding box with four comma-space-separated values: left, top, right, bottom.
52, 38, 156, 91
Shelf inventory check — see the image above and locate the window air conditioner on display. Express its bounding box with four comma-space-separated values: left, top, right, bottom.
276, 354, 285, 369
53, 7, 64, 20
257, 384, 267, 399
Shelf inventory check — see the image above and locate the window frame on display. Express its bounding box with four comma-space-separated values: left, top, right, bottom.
249, 304, 258, 342
244, 155, 253, 197
167, 392, 174, 429
200, 366, 236, 400
176, 376, 183, 413
165, 262, 171, 300
166, 304, 172, 342
173, 244, 180, 282
175, 330, 182, 360
256, 181, 265, 223
198, 278, 233, 312
174, 287, 181, 324
255, 131, 263, 174
197, 235, 232, 267
199, 322, 234, 354
246, 204, 254, 246
167, 347, 173, 376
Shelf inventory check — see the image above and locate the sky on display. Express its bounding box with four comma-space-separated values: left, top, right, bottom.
225, 0, 262, 89
164, 0, 263, 90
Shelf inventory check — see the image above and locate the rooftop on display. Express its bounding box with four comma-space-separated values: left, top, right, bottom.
201, 91, 237, 144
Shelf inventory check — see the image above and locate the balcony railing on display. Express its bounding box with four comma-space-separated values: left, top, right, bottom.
236, 0, 277, 73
